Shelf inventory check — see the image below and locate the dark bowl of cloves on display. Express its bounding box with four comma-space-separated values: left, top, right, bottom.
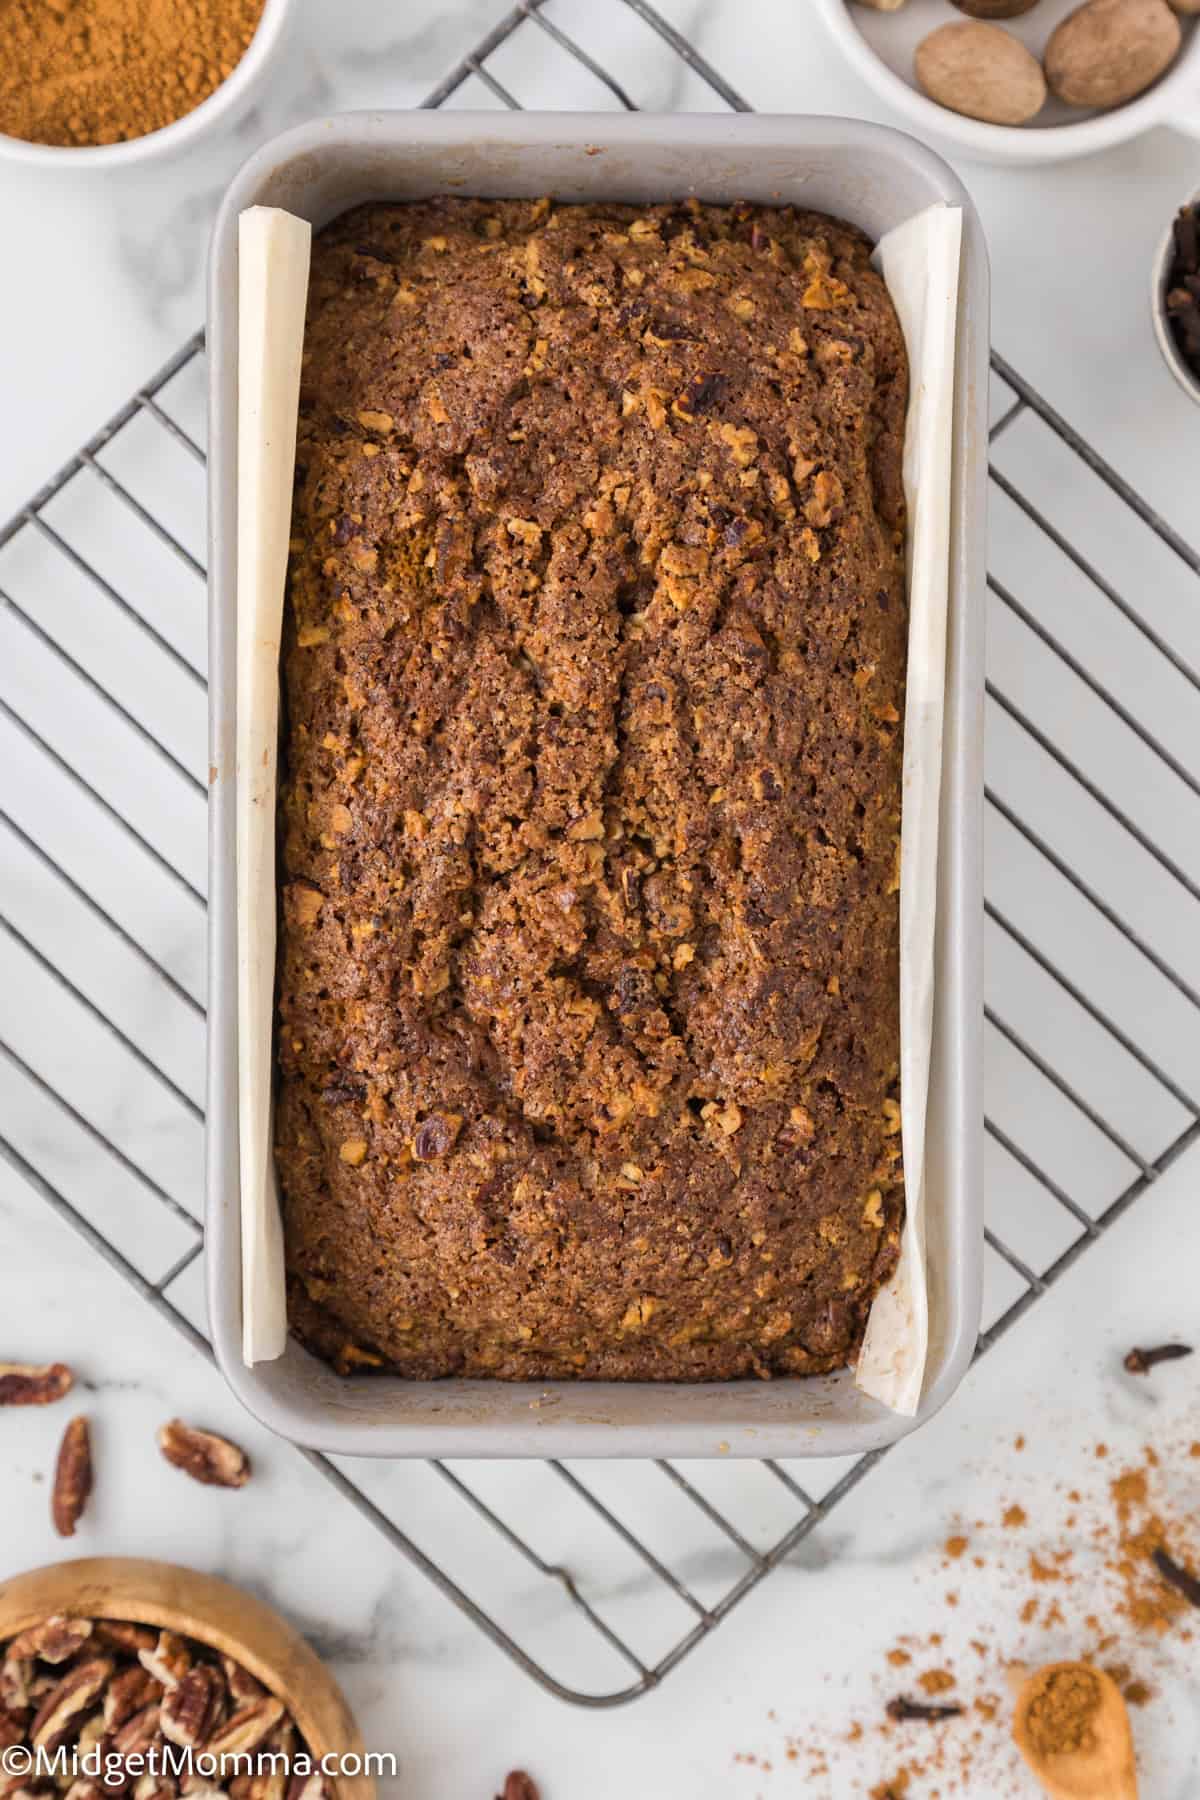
1154, 188, 1200, 407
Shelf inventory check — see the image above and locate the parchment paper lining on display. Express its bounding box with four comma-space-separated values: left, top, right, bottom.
237, 205, 311, 1366
856, 203, 963, 1415
236, 203, 963, 1389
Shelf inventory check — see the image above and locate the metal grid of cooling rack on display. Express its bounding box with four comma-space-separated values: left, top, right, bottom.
2, 0, 1200, 1710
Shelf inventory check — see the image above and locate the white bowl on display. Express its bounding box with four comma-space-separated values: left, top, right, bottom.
1152, 187, 1200, 406
0, 0, 292, 169
815, 0, 1200, 165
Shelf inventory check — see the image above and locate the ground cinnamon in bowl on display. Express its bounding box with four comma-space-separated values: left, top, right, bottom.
1025, 1665, 1102, 1757
0, 0, 267, 147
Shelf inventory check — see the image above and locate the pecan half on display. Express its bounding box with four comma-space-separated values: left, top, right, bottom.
284, 1776, 327, 1800
220, 1657, 265, 1707
106, 1700, 163, 1787
157, 1422, 250, 1490
160, 1665, 221, 1750
137, 1632, 191, 1690
93, 1623, 157, 1658
498, 1777, 540, 1800
0, 1363, 74, 1406
0, 1711, 24, 1752
132, 1778, 178, 1800
0, 1655, 32, 1714
114, 1701, 162, 1753
206, 1698, 283, 1759
31, 1658, 112, 1750
104, 1666, 163, 1733
52, 1417, 93, 1538
7, 1615, 92, 1666
78, 1714, 106, 1757
243, 1723, 294, 1800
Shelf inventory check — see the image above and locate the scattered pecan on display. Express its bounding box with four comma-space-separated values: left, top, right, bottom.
0, 1363, 74, 1406
157, 1421, 251, 1489
30, 1658, 112, 1750
137, 1631, 191, 1690
497, 1776, 540, 1800
160, 1664, 221, 1750
8, 1615, 93, 1667
0, 1711, 24, 1752
51, 1417, 93, 1539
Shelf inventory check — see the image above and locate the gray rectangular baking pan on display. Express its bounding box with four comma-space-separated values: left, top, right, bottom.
207, 110, 987, 1459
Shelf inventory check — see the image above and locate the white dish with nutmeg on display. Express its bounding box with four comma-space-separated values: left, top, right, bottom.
817, 0, 1200, 163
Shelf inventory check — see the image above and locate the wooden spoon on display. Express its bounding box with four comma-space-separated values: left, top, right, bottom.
0, 1558, 373, 1800
1012, 1661, 1138, 1799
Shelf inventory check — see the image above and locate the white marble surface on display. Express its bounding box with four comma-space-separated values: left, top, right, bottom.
1, 1, 1199, 1795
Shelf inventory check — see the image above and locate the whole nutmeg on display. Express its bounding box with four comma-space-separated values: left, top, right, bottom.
1044, 0, 1182, 107
952, 0, 1041, 15
915, 20, 1048, 124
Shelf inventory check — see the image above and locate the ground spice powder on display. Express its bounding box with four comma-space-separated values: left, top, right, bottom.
0, 0, 266, 147
1025, 1665, 1102, 1757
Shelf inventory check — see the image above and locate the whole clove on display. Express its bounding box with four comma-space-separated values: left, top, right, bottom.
1165, 201, 1200, 384
1123, 1342, 1194, 1374
885, 1695, 964, 1722
1151, 1546, 1200, 1610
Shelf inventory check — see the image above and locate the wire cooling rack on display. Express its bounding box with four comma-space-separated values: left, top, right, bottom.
2, 0, 1200, 1710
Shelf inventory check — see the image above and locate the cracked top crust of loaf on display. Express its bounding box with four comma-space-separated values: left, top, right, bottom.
277, 196, 908, 1381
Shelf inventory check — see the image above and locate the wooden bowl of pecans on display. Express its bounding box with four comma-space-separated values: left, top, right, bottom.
0, 1559, 374, 1800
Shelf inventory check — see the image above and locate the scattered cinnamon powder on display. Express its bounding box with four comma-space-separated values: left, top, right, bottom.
1024, 1665, 1101, 1757
745, 1426, 1197, 1795
0, 0, 266, 147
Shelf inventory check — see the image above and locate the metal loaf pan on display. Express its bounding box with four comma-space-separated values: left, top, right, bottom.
207, 112, 987, 1459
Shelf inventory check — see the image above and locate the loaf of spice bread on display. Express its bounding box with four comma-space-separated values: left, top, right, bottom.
277, 196, 908, 1381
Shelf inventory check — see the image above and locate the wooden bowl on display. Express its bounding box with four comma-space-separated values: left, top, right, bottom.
0, 1558, 374, 1800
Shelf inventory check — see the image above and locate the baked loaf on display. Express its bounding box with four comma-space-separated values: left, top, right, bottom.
278, 197, 908, 1380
